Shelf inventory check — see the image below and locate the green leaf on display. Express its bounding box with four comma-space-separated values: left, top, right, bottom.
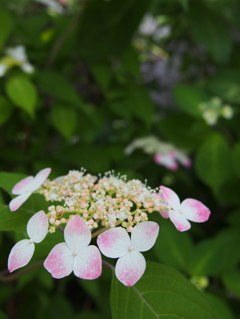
195, 134, 232, 190
221, 269, 240, 298
0, 9, 13, 50
0, 172, 26, 195
188, 239, 222, 276
111, 262, 220, 319
178, 0, 189, 11
51, 104, 78, 139
0, 97, 13, 125
232, 142, 240, 178
160, 113, 211, 149
36, 71, 82, 107
189, 4, 231, 63
78, 0, 150, 59
153, 221, 193, 273
173, 84, 208, 117
207, 69, 240, 103
90, 61, 112, 92
5, 75, 37, 116
0, 205, 32, 233
213, 228, 240, 273
204, 292, 235, 319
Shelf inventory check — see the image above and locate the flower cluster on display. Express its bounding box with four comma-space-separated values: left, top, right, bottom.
7, 168, 210, 286
0, 45, 34, 77
199, 97, 234, 126
125, 136, 191, 171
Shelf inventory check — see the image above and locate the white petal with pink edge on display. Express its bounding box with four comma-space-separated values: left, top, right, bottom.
116, 250, 146, 287
8, 239, 35, 272
30, 168, 51, 192
180, 199, 210, 223
131, 221, 159, 252
169, 209, 191, 232
160, 186, 180, 211
12, 176, 34, 195
27, 211, 49, 243
159, 210, 169, 219
9, 192, 31, 212
73, 245, 102, 279
97, 227, 130, 258
64, 215, 91, 251
44, 243, 74, 279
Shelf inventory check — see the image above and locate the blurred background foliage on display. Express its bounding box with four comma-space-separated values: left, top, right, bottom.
0, 0, 240, 318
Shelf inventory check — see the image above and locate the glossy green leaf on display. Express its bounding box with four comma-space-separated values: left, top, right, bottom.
195, 134, 232, 190
0, 97, 13, 125
36, 70, 82, 107
0, 9, 13, 50
188, 239, 222, 276
51, 104, 78, 139
5, 76, 37, 116
111, 262, 220, 319
90, 61, 112, 92
189, 4, 231, 62
173, 84, 208, 117
153, 221, 193, 273
204, 292, 235, 319
221, 269, 240, 298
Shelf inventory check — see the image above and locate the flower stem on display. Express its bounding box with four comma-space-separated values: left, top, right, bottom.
91, 227, 110, 238
0, 260, 43, 282
102, 260, 115, 271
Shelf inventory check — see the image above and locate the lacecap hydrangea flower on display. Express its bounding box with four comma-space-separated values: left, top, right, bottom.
8, 168, 210, 286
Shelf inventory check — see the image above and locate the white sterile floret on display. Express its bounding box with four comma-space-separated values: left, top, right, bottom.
9, 168, 51, 211
97, 221, 159, 286
8, 211, 49, 272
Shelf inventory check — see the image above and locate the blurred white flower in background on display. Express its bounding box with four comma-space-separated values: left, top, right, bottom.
125, 136, 191, 171
199, 97, 234, 126
0, 45, 34, 77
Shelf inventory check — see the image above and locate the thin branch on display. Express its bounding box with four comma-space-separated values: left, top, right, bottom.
45, 0, 89, 68
0, 260, 43, 282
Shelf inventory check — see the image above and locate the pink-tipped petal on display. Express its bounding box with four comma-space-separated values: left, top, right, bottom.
8, 239, 35, 272
9, 192, 31, 211
64, 215, 91, 251
169, 209, 191, 232
176, 152, 192, 168
12, 176, 34, 195
44, 243, 74, 279
30, 168, 51, 192
180, 199, 210, 223
97, 227, 130, 258
131, 221, 159, 252
160, 186, 181, 211
159, 210, 169, 219
73, 245, 102, 279
154, 153, 178, 171
27, 211, 49, 243
116, 250, 146, 287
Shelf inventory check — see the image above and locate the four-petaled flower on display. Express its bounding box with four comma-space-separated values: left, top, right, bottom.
97, 221, 159, 287
44, 215, 102, 280
8, 210, 49, 272
9, 168, 51, 211
160, 186, 210, 232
